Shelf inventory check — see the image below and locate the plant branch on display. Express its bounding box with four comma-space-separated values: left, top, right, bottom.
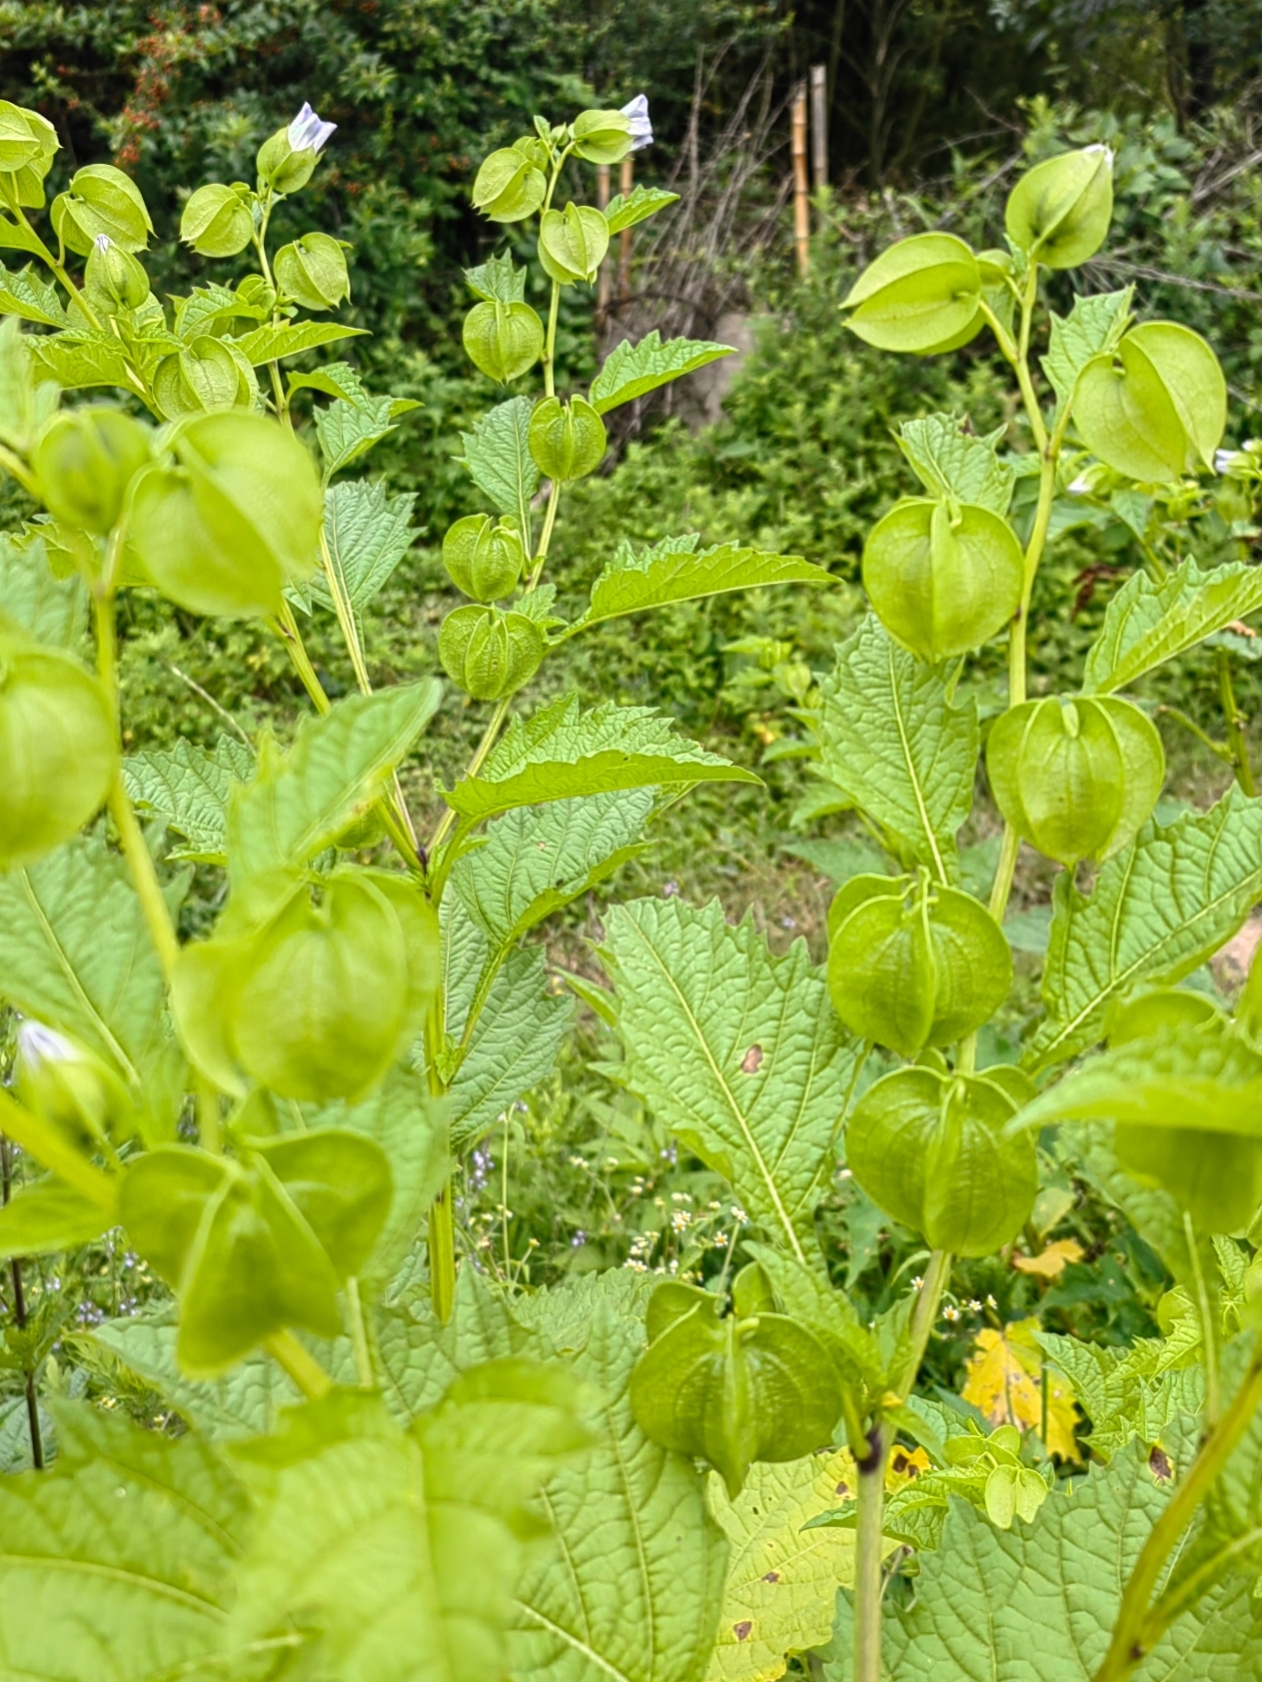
1, 1133, 44, 1469
1093, 1340, 1262, 1682
1216, 647, 1256, 795
264, 1330, 333, 1400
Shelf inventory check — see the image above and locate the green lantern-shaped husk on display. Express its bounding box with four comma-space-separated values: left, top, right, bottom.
462, 299, 545, 384
863, 496, 1024, 662
841, 232, 983, 355
571, 107, 635, 165
539, 202, 610, 284
119, 1129, 392, 1376
84, 237, 150, 311
34, 406, 151, 534
0, 99, 59, 207
180, 182, 255, 257
628, 1267, 844, 1497
528, 395, 607, 482
51, 163, 153, 254
827, 872, 1012, 1059
846, 1065, 1038, 1256
471, 144, 547, 222
127, 410, 322, 617
986, 695, 1165, 867
1072, 321, 1226, 484
0, 626, 118, 869
152, 336, 258, 420
442, 514, 526, 601
172, 870, 440, 1103
274, 232, 351, 311
1004, 144, 1113, 270
439, 604, 544, 701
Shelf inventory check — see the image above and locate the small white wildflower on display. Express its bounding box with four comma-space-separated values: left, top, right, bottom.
986, 1293, 998, 1309
1067, 474, 1092, 496
967, 1298, 984, 1313
671, 1209, 692, 1232
911, 1275, 925, 1291
730, 1205, 748, 1225
620, 93, 652, 151
942, 1304, 961, 1323
1215, 448, 1242, 474
288, 101, 336, 154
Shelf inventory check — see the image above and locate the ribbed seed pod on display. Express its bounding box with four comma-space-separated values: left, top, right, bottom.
439, 604, 544, 701
845, 1065, 1038, 1256
442, 514, 525, 601
827, 873, 1012, 1058
986, 695, 1164, 866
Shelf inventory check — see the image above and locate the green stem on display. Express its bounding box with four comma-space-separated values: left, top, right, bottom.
94, 591, 180, 984
1093, 1342, 1262, 1682
427, 1183, 456, 1324
987, 822, 1021, 925
346, 1277, 374, 1387
529, 482, 562, 589
0, 442, 39, 499
1156, 704, 1233, 764
1216, 647, 1256, 796
543, 279, 561, 399
0, 183, 104, 333
425, 696, 511, 862
1184, 1211, 1220, 1425
852, 1251, 951, 1682
264, 1330, 333, 1400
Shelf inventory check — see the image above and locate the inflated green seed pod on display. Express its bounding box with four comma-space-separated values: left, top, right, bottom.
1004, 144, 1113, 270
986, 695, 1165, 867
439, 604, 544, 701
863, 497, 1024, 662
174, 871, 438, 1103
471, 147, 546, 223
0, 631, 117, 868
84, 235, 150, 311
827, 873, 1012, 1058
256, 127, 320, 195
528, 395, 606, 482
572, 107, 634, 166
1072, 322, 1226, 484
152, 337, 257, 419
0, 102, 57, 209
127, 411, 321, 617
841, 233, 983, 355
180, 182, 254, 258
846, 1066, 1037, 1256
274, 232, 351, 311
442, 514, 525, 601
538, 203, 610, 285
51, 163, 153, 254
15, 1021, 131, 1149
34, 407, 151, 534
462, 299, 544, 384
628, 1275, 844, 1497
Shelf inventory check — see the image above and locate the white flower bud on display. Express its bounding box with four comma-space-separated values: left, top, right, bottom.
288, 101, 336, 154
620, 94, 652, 151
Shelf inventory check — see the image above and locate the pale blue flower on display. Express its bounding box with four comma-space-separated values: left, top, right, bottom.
288, 102, 336, 154
620, 94, 652, 151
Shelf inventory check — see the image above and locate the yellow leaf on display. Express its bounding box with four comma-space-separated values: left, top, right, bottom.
1012, 1238, 1085, 1279
706, 1446, 909, 1682
960, 1317, 1081, 1462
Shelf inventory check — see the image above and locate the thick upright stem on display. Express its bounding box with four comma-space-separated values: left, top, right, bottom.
1094, 1343, 1262, 1682
264, 1330, 333, 1400
1217, 647, 1256, 796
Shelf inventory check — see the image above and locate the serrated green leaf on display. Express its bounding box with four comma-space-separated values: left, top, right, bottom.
511, 1274, 727, 1682
288, 360, 390, 407
604, 185, 679, 234
0, 837, 185, 1136
0, 1401, 244, 1682
316, 478, 416, 612
1027, 790, 1262, 1069
579, 535, 829, 627
708, 1449, 860, 1682
590, 332, 732, 415
1042, 287, 1133, 410
444, 697, 758, 826
465, 253, 527, 304
28, 330, 137, 392
124, 734, 254, 864
0, 261, 67, 327
230, 1372, 591, 1682
226, 681, 441, 907
601, 899, 858, 1263
314, 393, 410, 479
459, 395, 539, 531
896, 414, 1013, 515
1034, 1331, 1203, 1462
0, 214, 52, 259
0, 1177, 113, 1258
1083, 556, 1262, 694
0, 528, 88, 646
810, 616, 978, 885
172, 285, 268, 341
440, 903, 574, 1150
451, 791, 652, 946
233, 320, 368, 364
825, 1439, 1262, 1682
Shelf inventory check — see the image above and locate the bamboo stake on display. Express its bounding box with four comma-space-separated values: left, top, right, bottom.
596, 162, 611, 328
810, 64, 828, 191
791, 81, 810, 276
618, 154, 634, 299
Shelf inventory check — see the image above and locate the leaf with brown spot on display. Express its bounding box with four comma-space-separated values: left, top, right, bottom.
740, 1045, 764, 1075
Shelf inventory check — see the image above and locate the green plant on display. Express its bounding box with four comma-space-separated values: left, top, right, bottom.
3, 92, 1262, 1682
